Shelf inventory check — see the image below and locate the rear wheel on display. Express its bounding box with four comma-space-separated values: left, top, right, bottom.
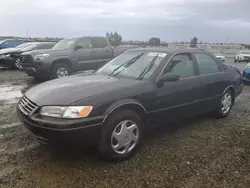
51, 63, 71, 79
214, 89, 234, 118
98, 109, 143, 161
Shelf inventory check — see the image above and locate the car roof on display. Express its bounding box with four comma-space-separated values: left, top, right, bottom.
126, 47, 205, 54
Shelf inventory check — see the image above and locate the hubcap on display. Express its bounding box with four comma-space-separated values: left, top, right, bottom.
221, 93, 232, 114
111, 120, 139, 155
15, 59, 21, 68
57, 68, 68, 78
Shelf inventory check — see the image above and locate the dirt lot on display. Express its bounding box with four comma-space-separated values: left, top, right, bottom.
0, 68, 250, 188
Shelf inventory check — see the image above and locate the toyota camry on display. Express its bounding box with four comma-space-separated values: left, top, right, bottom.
17, 48, 243, 161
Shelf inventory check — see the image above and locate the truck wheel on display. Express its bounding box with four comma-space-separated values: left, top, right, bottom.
51, 63, 71, 79
98, 109, 144, 161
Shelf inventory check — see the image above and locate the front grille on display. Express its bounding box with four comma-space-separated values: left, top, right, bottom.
19, 96, 38, 115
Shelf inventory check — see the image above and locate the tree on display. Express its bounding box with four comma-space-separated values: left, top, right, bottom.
106, 32, 122, 47
190, 37, 198, 48
149, 37, 161, 46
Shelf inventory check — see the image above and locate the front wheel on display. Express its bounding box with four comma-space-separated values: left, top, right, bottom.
13, 58, 21, 69
51, 63, 71, 79
98, 110, 143, 161
214, 90, 234, 118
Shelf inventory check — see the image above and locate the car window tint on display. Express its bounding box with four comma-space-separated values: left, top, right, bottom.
194, 53, 220, 75
164, 54, 194, 78
91, 38, 108, 48
77, 39, 92, 49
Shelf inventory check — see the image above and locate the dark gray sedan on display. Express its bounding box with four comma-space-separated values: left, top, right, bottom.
17, 48, 243, 161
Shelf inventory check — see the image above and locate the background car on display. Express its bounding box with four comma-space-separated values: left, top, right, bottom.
19, 36, 129, 80
0, 39, 25, 49
242, 62, 250, 83
0, 42, 56, 69
214, 53, 226, 62
234, 50, 250, 63
17, 48, 243, 161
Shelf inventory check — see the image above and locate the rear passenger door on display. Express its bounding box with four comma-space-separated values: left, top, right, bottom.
90, 38, 113, 68
193, 52, 229, 112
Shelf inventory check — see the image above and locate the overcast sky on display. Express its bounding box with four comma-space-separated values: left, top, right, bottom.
1, 0, 250, 43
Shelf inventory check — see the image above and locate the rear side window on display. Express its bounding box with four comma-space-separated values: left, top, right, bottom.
91, 38, 108, 48
164, 53, 195, 78
194, 53, 220, 75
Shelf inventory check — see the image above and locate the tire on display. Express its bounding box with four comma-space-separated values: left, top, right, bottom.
13, 58, 21, 69
51, 63, 71, 79
98, 109, 144, 161
214, 89, 234, 118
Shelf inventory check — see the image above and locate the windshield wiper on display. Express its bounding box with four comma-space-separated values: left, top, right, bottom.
109, 53, 144, 76
136, 55, 159, 80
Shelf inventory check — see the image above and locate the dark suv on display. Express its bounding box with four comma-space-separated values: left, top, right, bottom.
20, 36, 114, 80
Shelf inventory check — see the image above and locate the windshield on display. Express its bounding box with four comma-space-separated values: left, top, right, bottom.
241, 51, 250, 55
52, 38, 75, 50
22, 44, 37, 51
97, 51, 166, 80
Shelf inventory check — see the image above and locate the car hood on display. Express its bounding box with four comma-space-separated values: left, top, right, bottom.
241, 54, 250, 57
0, 48, 21, 55
22, 49, 69, 56
25, 74, 143, 106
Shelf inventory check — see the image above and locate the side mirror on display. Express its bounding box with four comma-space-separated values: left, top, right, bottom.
157, 73, 180, 83
75, 44, 84, 50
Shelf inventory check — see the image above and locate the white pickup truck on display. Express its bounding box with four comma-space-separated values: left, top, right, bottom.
234, 50, 250, 63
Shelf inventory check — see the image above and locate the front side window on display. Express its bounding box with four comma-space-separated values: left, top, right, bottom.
91, 38, 108, 48
194, 53, 220, 75
97, 51, 166, 80
76, 39, 92, 49
164, 53, 195, 78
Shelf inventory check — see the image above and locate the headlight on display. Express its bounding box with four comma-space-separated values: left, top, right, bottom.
245, 63, 250, 69
40, 106, 93, 118
34, 54, 50, 60
0, 54, 11, 59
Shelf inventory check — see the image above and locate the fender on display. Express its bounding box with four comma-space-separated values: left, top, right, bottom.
51, 56, 71, 64
103, 98, 147, 123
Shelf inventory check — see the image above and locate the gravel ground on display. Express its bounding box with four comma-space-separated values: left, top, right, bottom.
0, 64, 250, 188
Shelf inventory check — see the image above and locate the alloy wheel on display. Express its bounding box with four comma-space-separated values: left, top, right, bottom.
221, 93, 232, 114
56, 67, 69, 78
15, 58, 21, 69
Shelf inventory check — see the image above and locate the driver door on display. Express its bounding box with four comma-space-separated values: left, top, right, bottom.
149, 53, 201, 125
73, 38, 93, 70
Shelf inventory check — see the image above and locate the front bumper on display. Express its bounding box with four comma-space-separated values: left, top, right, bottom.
17, 105, 104, 146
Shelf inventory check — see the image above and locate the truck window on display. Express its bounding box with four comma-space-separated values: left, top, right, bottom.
76, 39, 92, 49
91, 38, 108, 48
